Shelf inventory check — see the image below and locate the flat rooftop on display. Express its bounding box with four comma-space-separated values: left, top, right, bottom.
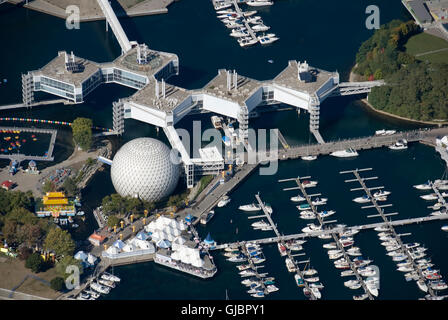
109, 46, 178, 78
201, 69, 262, 106
273, 60, 337, 95
35, 52, 100, 86
408, 0, 434, 23
130, 77, 191, 112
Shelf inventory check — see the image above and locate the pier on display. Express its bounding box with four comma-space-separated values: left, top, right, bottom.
0, 99, 73, 111
342, 168, 442, 299
0, 126, 57, 162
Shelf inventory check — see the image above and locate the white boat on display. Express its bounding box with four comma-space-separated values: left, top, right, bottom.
239, 270, 256, 277
211, 115, 223, 129
420, 193, 438, 201
301, 155, 317, 161
225, 21, 244, 29
304, 276, 320, 283
303, 268, 318, 276
299, 211, 316, 220
347, 247, 362, 256
353, 195, 371, 203
344, 280, 360, 288
230, 29, 249, 37
397, 266, 415, 272
373, 190, 391, 198
214, 2, 232, 10
101, 272, 120, 283
239, 203, 261, 211
442, 225, 448, 232
217, 195, 230, 207
266, 284, 279, 293
237, 37, 258, 47
389, 139, 407, 150
328, 252, 344, 260
242, 10, 257, 17
84, 289, 100, 299
341, 270, 355, 277
246, 16, 262, 24
311, 197, 327, 206
200, 210, 215, 225
302, 224, 321, 233
290, 194, 306, 202
375, 129, 386, 135
365, 279, 379, 297
374, 225, 390, 232
430, 281, 448, 291
277, 242, 288, 256
323, 242, 337, 249
77, 211, 85, 216
302, 180, 318, 188
358, 267, 376, 277
285, 258, 296, 272
91, 282, 110, 294
318, 210, 335, 218
431, 208, 447, 216
98, 279, 115, 289
294, 274, 305, 287
251, 220, 270, 228
258, 35, 279, 45
385, 130, 396, 135
246, 0, 273, 7
318, 233, 333, 240
330, 148, 358, 158
413, 181, 432, 190
216, 9, 235, 14
252, 24, 270, 32
353, 293, 369, 300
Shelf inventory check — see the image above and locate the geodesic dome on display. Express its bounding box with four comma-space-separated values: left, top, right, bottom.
110, 138, 180, 202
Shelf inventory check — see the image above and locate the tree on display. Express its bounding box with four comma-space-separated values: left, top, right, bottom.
62, 177, 78, 197
25, 252, 44, 273
55, 256, 83, 279
50, 277, 65, 292
71, 117, 93, 151
44, 228, 75, 258
107, 215, 120, 228
42, 179, 56, 193
374, 69, 383, 80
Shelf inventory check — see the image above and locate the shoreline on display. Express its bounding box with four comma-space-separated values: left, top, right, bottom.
349, 68, 447, 127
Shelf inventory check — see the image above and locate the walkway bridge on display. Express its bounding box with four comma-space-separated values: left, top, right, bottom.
96, 0, 132, 53
331, 81, 385, 97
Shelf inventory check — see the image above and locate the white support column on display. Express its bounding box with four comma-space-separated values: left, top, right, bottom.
162, 79, 166, 99
155, 80, 159, 99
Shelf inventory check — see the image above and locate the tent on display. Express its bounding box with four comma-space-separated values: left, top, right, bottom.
136, 231, 149, 241
185, 214, 194, 223
113, 239, 125, 249
156, 239, 171, 249
122, 244, 135, 252
74, 251, 88, 261
204, 233, 215, 246
87, 253, 98, 265
106, 246, 120, 255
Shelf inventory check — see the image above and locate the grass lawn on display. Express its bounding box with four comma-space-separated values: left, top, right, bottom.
405, 32, 448, 64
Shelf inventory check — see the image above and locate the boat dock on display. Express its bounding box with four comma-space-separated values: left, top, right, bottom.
342, 168, 442, 299
283, 176, 374, 299
230, 0, 258, 42
0, 126, 57, 162
253, 193, 319, 299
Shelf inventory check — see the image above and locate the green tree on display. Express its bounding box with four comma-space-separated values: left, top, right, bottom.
72, 117, 93, 151
55, 256, 83, 279
62, 177, 78, 197
50, 277, 65, 291
42, 179, 56, 193
373, 69, 383, 80
44, 228, 75, 258
25, 252, 44, 273
107, 215, 120, 228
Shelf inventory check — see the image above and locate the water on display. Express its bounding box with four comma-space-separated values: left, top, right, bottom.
0, 0, 445, 300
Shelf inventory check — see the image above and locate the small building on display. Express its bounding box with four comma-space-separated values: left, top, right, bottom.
1, 180, 14, 191
88, 233, 106, 246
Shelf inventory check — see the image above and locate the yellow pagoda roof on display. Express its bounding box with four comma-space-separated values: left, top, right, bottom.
45, 192, 66, 198
43, 198, 69, 205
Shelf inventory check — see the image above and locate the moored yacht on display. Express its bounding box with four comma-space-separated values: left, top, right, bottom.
258, 34, 279, 45
420, 193, 438, 201
413, 181, 432, 190
290, 194, 306, 202
218, 195, 231, 207
301, 155, 317, 161
442, 225, 448, 232
252, 24, 270, 32
302, 180, 318, 188
239, 203, 261, 211
389, 139, 408, 150
353, 195, 371, 203
237, 37, 258, 47
243, 10, 257, 17
330, 148, 359, 158
246, 0, 274, 7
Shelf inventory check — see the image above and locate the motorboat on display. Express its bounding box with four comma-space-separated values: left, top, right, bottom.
323, 242, 337, 249
304, 276, 320, 283
230, 28, 249, 37
420, 193, 438, 201
318, 210, 335, 219
299, 211, 316, 220
341, 229, 360, 237
353, 195, 371, 203
239, 269, 256, 277
237, 36, 258, 47
328, 252, 344, 260
344, 280, 360, 288
84, 289, 100, 299
374, 225, 390, 232
101, 272, 120, 283
302, 180, 318, 188
294, 274, 305, 287
239, 203, 261, 211
301, 155, 317, 161
237, 264, 251, 271
290, 194, 306, 202
340, 240, 355, 248
353, 293, 369, 300
303, 268, 318, 276
297, 204, 311, 211
225, 21, 244, 29
258, 35, 279, 45
392, 254, 408, 262
413, 181, 432, 190
385, 130, 396, 135
365, 279, 379, 297
246, 16, 262, 24
251, 291, 265, 298
375, 129, 386, 135
266, 284, 279, 293
373, 190, 391, 198
285, 258, 296, 272
217, 195, 230, 207
309, 282, 324, 290
277, 243, 288, 256
311, 197, 327, 206
227, 254, 247, 263
98, 279, 115, 289
251, 220, 270, 228
341, 270, 355, 277
318, 233, 333, 240
302, 224, 321, 233
214, 2, 232, 10
90, 282, 110, 294
397, 266, 415, 273
246, 0, 273, 7
200, 210, 215, 225
442, 225, 448, 232
216, 9, 235, 15
389, 139, 408, 150
243, 10, 257, 17
431, 208, 448, 216
347, 247, 362, 256
358, 267, 376, 277
330, 148, 359, 158
252, 24, 270, 32
430, 280, 448, 291
77, 211, 85, 216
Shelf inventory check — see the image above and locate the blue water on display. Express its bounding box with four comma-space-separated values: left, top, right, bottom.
1, 0, 446, 300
